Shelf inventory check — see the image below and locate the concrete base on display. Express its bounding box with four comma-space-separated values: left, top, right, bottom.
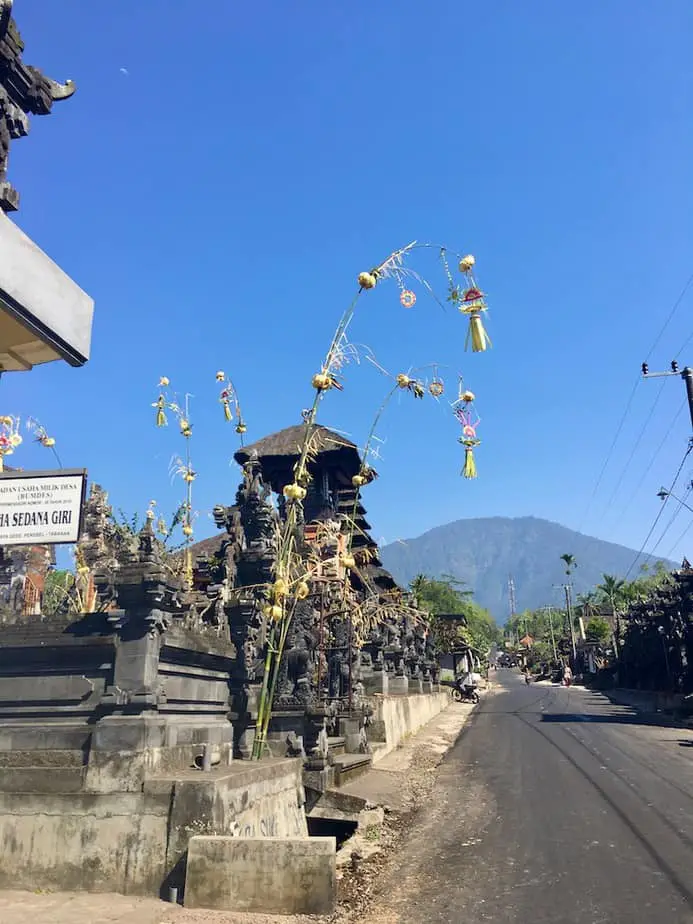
0, 759, 307, 896
363, 671, 388, 695
388, 676, 409, 695
185, 835, 336, 915
367, 690, 450, 761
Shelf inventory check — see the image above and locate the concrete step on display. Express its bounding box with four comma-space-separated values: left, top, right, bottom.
327, 736, 345, 756
0, 749, 86, 769
0, 766, 85, 793
333, 753, 372, 787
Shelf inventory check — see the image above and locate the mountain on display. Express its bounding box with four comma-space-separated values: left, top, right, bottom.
379, 516, 678, 618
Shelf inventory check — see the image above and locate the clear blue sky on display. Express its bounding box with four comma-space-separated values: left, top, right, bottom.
4, 0, 693, 566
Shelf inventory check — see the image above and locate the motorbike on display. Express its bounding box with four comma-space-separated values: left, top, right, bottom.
452, 679, 480, 704
524, 673, 531, 685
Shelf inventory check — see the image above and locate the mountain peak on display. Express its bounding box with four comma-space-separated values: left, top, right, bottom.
380, 516, 676, 617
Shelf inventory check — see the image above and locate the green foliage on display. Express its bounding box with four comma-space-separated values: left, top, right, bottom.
585, 616, 611, 643
505, 605, 575, 667
410, 574, 501, 655
42, 569, 77, 618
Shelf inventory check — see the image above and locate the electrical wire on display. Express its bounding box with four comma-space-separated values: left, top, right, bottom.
665, 514, 693, 561
654, 271, 693, 359
579, 270, 693, 532
672, 273, 693, 359
594, 380, 667, 527
624, 442, 692, 580
578, 377, 640, 531
603, 398, 687, 531
645, 482, 693, 563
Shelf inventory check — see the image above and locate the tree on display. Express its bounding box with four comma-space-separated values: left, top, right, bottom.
597, 574, 625, 610
411, 575, 500, 656
42, 569, 78, 618
560, 553, 577, 577
596, 573, 625, 645
585, 616, 611, 644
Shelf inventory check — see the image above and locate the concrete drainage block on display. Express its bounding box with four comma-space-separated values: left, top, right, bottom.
184, 835, 337, 915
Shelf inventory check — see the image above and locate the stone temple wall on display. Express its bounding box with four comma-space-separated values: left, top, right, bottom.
0, 759, 306, 895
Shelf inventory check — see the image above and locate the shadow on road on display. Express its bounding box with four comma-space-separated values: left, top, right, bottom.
540, 712, 681, 728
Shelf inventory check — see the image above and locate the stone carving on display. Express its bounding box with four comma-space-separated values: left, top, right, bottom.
103, 521, 182, 635
286, 730, 306, 758
236, 455, 278, 585
0, 1, 76, 211
328, 615, 350, 701
276, 599, 318, 706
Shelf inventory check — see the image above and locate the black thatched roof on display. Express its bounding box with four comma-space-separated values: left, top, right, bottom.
363, 563, 399, 590
188, 535, 224, 561
234, 424, 359, 467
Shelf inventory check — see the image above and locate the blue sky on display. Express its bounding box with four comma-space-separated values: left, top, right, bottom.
3, 0, 693, 566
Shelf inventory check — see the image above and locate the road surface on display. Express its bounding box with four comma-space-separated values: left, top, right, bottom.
364, 671, 693, 923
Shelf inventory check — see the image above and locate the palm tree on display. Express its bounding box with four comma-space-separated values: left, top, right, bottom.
559, 554, 578, 653
597, 573, 626, 654
576, 591, 598, 621
410, 574, 429, 608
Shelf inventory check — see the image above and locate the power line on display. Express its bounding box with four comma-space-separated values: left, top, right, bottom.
624, 443, 693, 580
655, 271, 693, 358
579, 377, 640, 531
595, 381, 667, 527
672, 273, 693, 358
604, 398, 687, 531
579, 270, 693, 531
665, 515, 693, 561
646, 482, 693, 563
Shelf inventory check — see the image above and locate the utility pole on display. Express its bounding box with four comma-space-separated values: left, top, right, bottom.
542, 606, 558, 662
564, 584, 577, 661
554, 584, 577, 660
642, 361, 693, 432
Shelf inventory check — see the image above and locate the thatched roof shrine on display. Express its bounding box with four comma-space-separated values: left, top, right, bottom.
234, 424, 361, 494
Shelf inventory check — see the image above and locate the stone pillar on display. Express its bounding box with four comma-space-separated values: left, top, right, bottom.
363, 671, 389, 695
388, 676, 409, 695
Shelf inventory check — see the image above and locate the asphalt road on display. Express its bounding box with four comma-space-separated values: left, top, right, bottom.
365, 671, 693, 924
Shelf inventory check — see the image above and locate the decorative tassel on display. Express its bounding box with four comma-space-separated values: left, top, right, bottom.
154, 395, 167, 427
461, 438, 480, 479
465, 310, 492, 353
223, 399, 232, 422
463, 445, 477, 479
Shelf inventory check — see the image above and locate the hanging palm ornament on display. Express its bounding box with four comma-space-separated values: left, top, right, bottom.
453, 385, 480, 479
0, 415, 21, 471
399, 287, 416, 309
150, 378, 198, 586
216, 371, 247, 442
440, 250, 492, 352
428, 367, 445, 398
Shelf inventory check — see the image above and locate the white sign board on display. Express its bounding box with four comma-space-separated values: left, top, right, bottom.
0, 469, 87, 546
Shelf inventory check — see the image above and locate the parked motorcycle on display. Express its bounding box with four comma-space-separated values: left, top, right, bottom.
452, 680, 480, 704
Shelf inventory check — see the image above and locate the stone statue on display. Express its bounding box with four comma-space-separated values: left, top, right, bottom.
1, 1, 76, 211
276, 599, 318, 706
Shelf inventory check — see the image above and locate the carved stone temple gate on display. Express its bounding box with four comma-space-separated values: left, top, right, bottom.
0, 423, 442, 895
198, 423, 441, 786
